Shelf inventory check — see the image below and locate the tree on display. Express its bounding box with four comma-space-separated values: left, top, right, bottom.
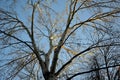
0, 0, 120, 80
83, 45, 120, 80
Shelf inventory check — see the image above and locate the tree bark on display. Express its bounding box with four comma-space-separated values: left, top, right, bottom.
43, 72, 57, 80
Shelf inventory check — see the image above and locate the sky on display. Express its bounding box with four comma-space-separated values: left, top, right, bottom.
0, 0, 106, 79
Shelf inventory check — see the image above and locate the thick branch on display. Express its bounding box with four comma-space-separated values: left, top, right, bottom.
56, 43, 120, 76
30, 2, 50, 78
31, 5, 35, 43
45, 37, 53, 70
50, 1, 120, 74
55, 46, 91, 76
50, 0, 77, 73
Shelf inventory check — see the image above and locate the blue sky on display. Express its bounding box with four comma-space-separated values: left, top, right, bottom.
1, 0, 118, 80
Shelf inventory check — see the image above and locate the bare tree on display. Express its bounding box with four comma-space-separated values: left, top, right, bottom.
87, 55, 105, 80
82, 44, 120, 80
0, 0, 120, 80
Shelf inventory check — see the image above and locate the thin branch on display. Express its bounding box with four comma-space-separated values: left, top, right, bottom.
0, 30, 34, 51
0, 9, 31, 40
78, 0, 114, 10
67, 64, 120, 80
0, 54, 31, 68
6, 57, 36, 80
63, 9, 120, 46
55, 43, 120, 76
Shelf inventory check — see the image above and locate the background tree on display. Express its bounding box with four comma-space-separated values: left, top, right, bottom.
0, 0, 120, 80
84, 45, 120, 80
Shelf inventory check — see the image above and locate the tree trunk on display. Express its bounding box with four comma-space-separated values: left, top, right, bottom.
43, 72, 57, 80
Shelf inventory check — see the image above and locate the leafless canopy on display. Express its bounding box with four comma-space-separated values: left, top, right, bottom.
0, 0, 120, 80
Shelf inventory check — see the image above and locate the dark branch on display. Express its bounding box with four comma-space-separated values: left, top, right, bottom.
56, 43, 120, 76
0, 30, 33, 51
67, 64, 120, 80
